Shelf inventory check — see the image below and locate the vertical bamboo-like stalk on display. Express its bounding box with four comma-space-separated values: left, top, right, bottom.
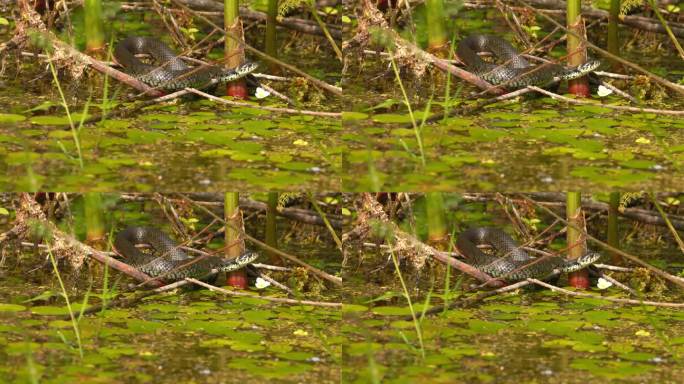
607, 192, 621, 265
84, 193, 104, 242
265, 0, 279, 73
607, 0, 620, 66
425, 0, 447, 56
265, 192, 280, 264
224, 0, 248, 98
426, 193, 447, 249
566, 192, 588, 288
84, 0, 105, 53
566, 0, 590, 97
225, 192, 247, 288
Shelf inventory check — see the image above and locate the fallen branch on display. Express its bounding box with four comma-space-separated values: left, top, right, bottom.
349, 193, 505, 288
504, 0, 684, 38
177, 193, 343, 286
184, 87, 341, 117
528, 86, 684, 116
528, 278, 684, 307
64, 278, 191, 319
514, 0, 684, 96
186, 278, 342, 307
13, 194, 165, 288
520, 193, 684, 290
403, 279, 532, 321
522, 192, 684, 230
171, 0, 342, 96
175, 0, 342, 38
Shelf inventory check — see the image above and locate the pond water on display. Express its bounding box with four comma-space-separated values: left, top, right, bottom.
340, 193, 684, 383
0, 3, 342, 191
342, 8, 684, 191
0, 194, 343, 383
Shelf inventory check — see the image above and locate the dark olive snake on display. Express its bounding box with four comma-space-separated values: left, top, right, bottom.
113, 36, 258, 92
457, 34, 601, 88
457, 227, 601, 282
113, 226, 259, 282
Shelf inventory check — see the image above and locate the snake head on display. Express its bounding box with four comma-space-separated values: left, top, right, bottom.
238, 61, 259, 75
237, 250, 260, 266
576, 59, 601, 73
578, 251, 602, 266
219, 62, 259, 82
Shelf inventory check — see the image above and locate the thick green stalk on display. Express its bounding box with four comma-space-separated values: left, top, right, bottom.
607, 192, 621, 264
224, 192, 246, 287
566, 0, 589, 96
265, 192, 278, 262
425, 193, 446, 247
224, 0, 247, 97
224, 192, 242, 258
83, 193, 104, 242
606, 0, 620, 58
84, 0, 105, 52
224, 0, 240, 65
566, 192, 588, 288
425, 0, 447, 55
265, 0, 278, 71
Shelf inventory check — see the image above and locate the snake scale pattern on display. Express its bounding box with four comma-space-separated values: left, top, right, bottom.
457, 227, 601, 282
114, 226, 259, 282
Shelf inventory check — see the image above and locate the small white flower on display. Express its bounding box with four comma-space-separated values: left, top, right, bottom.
255, 87, 270, 99
596, 277, 613, 290
597, 85, 613, 97
255, 277, 271, 289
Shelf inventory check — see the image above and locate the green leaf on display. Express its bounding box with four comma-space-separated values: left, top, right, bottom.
0, 303, 26, 312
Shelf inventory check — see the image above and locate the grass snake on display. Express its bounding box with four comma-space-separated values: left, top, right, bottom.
113, 36, 258, 92
457, 34, 600, 88
114, 226, 259, 282
457, 227, 601, 282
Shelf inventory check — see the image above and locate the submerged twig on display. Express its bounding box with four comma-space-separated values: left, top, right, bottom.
186, 278, 341, 307
528, 278, 684, 308
527, 86, 684, 116
184, 87, 341, 117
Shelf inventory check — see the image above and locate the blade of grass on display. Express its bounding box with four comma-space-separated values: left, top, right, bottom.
307, 193, 342, 251
389, 54, 426, 166
46, 53, 84, 168
388, 246, 425, 358
649, 193, 684, 253
47, 249, 83, 358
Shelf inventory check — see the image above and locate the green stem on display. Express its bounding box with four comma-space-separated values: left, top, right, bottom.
265, 0, 278, 63
308, 193, 342, 251
48, 250, 83, 358
224, 192, 242, 258
425, 0, 447, 53
84, 193, 104, 242
566, 192, 583, 260
649, 193, 684, 253
647, 0, 684, 59
84, 0, 105, 52
389, 247, 425, 358
425, 192, 446, 245
310, 0, 342, 62
47, 55, 83, 169
606, 0, 620, 58
389, 55, 425, 166
265, 192, 278, 261
607, 192, 620, 264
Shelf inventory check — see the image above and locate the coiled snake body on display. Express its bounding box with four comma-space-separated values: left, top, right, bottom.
457, 227, 601, 282
113, 36, 258, 91
114, 226, 259, 282
457, 34, 600, 88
